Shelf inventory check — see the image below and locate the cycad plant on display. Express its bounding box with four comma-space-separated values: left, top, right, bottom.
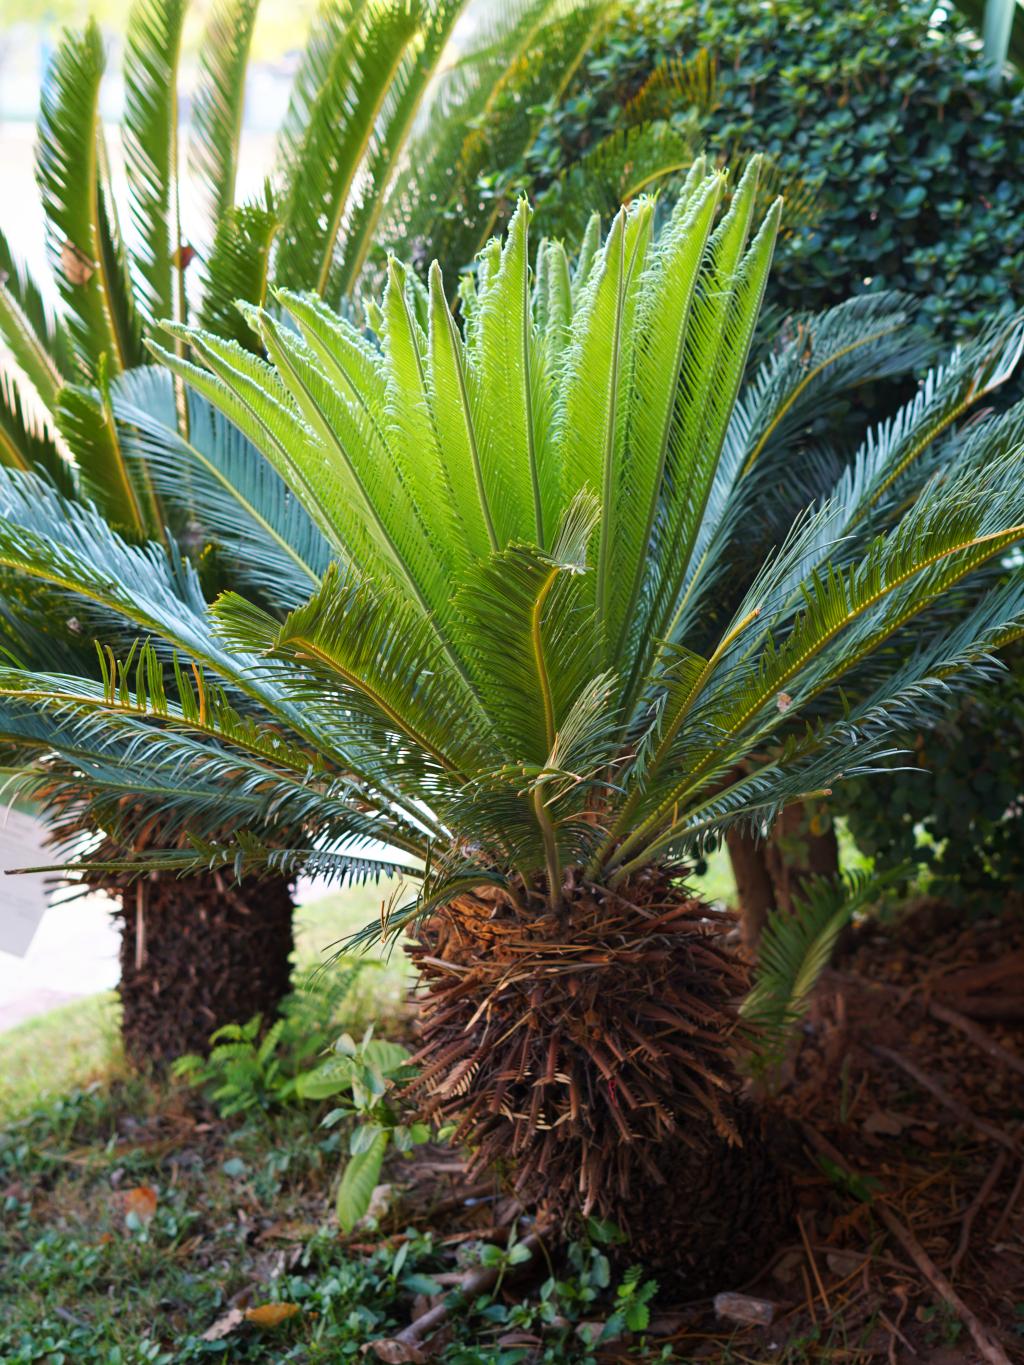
0, 0, 617, 1060
1, 168, 1023, 1282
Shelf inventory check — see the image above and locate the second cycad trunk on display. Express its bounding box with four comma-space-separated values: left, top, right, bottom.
116, 871, 294, 1065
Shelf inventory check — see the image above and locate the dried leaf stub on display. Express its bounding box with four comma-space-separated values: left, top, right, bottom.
713, 1291, 776, 1326
122, 1185, 158, 1225
60, 239, 96, 286
244, 1302, 301, 1327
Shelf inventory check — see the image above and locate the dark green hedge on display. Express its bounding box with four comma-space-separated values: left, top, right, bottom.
513, 0, 1024, 344
840, 655, 1024, 904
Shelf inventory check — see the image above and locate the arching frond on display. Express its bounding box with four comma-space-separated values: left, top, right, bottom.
741, 868, 905, 1076
112, 366, 331, 607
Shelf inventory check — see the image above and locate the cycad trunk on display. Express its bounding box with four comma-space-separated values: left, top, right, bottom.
116, 871, 294, 1066
404, 869, 792, 1293
728, 800, 840, 948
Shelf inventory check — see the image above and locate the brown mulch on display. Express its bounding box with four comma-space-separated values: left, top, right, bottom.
374, 897, 1024, 1362
690, 897, 1024, 1362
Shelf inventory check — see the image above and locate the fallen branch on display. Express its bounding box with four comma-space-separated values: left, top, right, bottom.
868, 1044, 1019, 1154
927, 1000, 1024, 1080
366, 1233, 543, 1361
803, 1124, 1011, 1365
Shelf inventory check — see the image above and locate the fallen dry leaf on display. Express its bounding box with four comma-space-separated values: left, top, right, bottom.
201, 1307, 244, 1341
363, 1341, 428, 1363
244, 1302, 301, 1328
862, 1109, 915, 1138
713, 1292, 776, 1327
122, 1185, 158, 1224
259, 1219, 319, 1243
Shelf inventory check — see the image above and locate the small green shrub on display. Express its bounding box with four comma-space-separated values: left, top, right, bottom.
171, 958, 374, 1116
841, 654, 1024, 903
172, 961, 440, 1231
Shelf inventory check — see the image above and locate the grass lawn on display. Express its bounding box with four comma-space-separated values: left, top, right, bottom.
0, 880, 413, 1124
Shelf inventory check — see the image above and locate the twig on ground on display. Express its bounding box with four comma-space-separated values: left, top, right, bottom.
927, 1000, 1024, 1079
796, 1212, 830, 1313
368, 1232, 543, 1359
879, 1309, 917, 1359
992, 1158, 1024, 1241
868, 1044, 1020, 1154
951, 1134, 1019, 1276
802, 1124, 1011, 1365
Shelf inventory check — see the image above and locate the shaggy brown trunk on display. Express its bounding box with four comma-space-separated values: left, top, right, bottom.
116, 871, 294, 1067
404, 869, 792, 1294
726, 825, 777, 950
729, 800, 840, 947
764, 801, 840, 913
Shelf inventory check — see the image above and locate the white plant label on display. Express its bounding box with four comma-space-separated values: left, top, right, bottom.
0, 810, 50, 957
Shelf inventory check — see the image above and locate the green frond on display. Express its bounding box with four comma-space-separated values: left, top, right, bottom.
123, 0, 187, 329
741, 868, 904, 1076
0, 231, 71, 408
57, 381, 157, 540
466, 199, 556, 547
189, 0, 261, 231
450, 494, 600, 762
37, 21, 143, 379
0, 371, 72, 494
241, 562, 498, 777
112, 366, 331, 607
197, 188, 280, 352
273, 0, 423, 297
557, 197, 655, 642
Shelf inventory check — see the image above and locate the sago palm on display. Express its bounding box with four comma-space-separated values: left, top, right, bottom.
1, 166, 1023, 1282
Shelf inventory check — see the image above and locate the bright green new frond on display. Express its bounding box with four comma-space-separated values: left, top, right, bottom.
37, 21, 143, 379
123, 0, 187, 329
451, 494, 600, 762
189, 0, 260, 230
